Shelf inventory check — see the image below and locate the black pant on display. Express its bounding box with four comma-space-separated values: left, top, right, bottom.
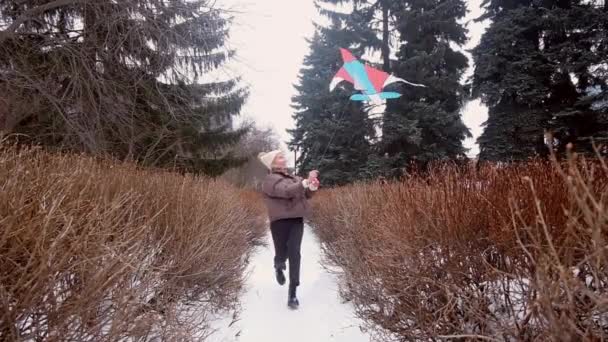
270, 218, 304, 287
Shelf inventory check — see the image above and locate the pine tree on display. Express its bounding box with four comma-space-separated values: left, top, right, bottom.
473, 5, 552, 161
297, 0, 471, 180
544, 3, 608, 155
381, 0, 471, 171
289, 25, 375, 187
473, 0, 608, 161
304, 0, 400, 182
316, 0, 400, 70
0, 0, 247, 176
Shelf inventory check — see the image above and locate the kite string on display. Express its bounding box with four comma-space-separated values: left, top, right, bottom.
307, 102, 346, 172
313, 124, 338, 170
310, 101, 382, 171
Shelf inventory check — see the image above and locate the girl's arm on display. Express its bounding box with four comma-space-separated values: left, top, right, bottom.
263, 175, 307, 199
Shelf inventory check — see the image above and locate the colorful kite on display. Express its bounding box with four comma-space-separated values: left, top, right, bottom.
330, 48, 425, 105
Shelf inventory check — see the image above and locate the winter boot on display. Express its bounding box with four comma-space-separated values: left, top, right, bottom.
275, 262, 286, 286
287, 284, 299, 309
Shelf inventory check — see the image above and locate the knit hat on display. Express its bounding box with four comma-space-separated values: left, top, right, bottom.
258, 150, 282, 170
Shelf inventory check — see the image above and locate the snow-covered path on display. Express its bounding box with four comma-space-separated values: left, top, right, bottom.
209, 224, 372, 342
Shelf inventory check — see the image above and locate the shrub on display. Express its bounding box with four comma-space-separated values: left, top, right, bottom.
0, 144, 266, 341
310, 158, 608, 341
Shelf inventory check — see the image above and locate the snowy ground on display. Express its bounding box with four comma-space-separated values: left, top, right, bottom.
209, 224, 372, 342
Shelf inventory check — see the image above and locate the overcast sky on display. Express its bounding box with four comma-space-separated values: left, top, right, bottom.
223, 0, 490, 159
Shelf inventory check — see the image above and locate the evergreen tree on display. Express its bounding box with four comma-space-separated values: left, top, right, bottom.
473, 0, 608, 161
316, 0, 398, 70
381, 0, 471, 171
296, 0, 471, 180
289, 24, 375, 187
0, 0, 247, 176
307, 0, 401, 181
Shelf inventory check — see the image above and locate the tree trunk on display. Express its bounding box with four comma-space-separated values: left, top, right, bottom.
381, 0, 391, 72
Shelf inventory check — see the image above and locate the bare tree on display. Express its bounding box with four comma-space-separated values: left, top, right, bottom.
222, 118, 281, 188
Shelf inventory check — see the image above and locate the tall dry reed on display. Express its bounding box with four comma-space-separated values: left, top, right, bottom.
0, 143, 266, 341
311, 158, 607, 341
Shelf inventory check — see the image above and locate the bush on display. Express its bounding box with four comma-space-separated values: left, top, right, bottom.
0, 144, 266, 341
310, 158, 608, 341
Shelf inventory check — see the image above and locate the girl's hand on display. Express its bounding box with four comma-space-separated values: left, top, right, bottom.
309, 177, 320, 190
308, 170, 319, 180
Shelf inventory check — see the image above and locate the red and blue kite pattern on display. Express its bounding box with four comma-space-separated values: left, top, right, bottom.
330, 48, 425, 105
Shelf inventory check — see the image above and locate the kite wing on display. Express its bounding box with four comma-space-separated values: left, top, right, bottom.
364, 64, 426, 91
365, 65, 391, 93
329, 67, 354, 91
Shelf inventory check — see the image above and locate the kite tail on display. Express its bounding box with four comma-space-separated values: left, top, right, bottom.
349, 94, 370, 102
378, 92, 402, 99
350, 92, 402, 102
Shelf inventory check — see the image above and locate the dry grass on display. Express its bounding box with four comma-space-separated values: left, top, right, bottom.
0, 143, 266, 341
311, 158, 608, 341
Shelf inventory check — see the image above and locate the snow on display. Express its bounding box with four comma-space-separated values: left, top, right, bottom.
208, 224, 372, 342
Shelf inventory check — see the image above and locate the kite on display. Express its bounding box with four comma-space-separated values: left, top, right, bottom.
330, 48, 425, 106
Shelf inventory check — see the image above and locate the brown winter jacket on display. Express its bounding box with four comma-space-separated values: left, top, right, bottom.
261, 171, 315, 222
